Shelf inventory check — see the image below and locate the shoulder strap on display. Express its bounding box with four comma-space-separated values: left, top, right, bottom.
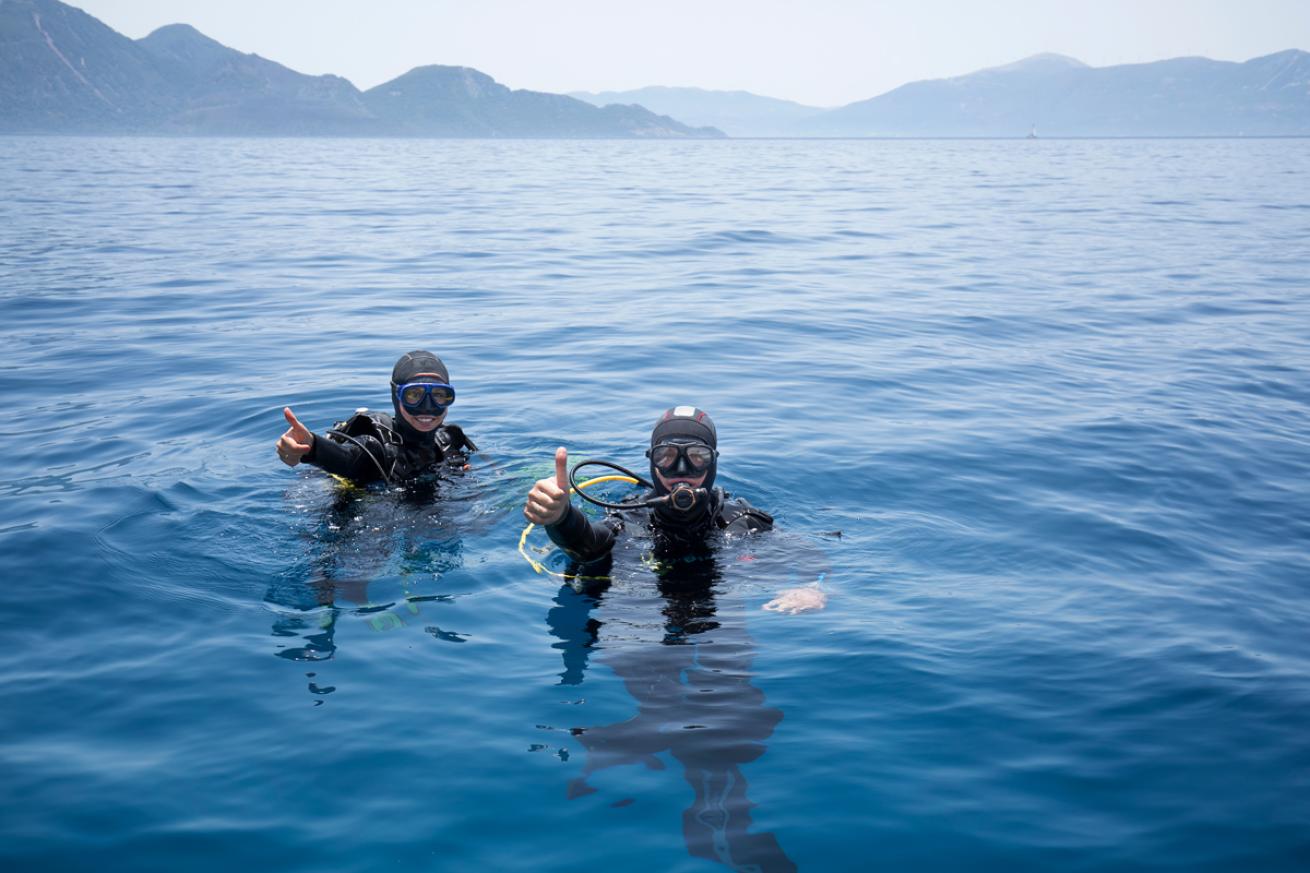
327, 410, 388, 440
326, 410, 396, 484
436, 422, 477, 453
717, 492, 774, 529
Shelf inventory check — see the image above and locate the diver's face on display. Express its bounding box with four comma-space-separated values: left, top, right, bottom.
397, 372, 448, 432
650, 438, 714, 491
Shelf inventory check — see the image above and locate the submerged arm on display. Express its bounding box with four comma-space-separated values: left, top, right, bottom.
762, 581, 827, 614
732, 506, 828, 615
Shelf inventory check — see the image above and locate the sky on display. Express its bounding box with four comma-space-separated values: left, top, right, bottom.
72, 0, 1310, 107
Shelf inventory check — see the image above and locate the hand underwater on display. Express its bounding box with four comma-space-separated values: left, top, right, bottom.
763, 583, 828, 615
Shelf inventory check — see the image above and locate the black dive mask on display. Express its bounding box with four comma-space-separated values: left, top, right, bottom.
648, 440, 718, 477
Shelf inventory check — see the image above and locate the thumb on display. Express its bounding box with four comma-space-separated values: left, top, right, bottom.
554, 446, 568, 490
284, 407, 309, 436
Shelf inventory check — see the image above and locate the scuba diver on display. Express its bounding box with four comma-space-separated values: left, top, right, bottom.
535, 408, 832, 870
524, 406, 825, 614
275, 350, 476, 486
270, 351, 483, 695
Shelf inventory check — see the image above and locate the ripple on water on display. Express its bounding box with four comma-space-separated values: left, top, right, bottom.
1, 137, 1309, 872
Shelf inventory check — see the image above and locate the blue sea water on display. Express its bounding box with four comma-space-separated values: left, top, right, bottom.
1, 136, 1308, 872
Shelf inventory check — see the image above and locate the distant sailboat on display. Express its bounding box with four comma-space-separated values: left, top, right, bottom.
1027, 124, 1038, 139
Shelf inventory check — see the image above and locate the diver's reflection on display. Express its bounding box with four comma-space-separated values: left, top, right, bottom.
550, 546, 797, 873
267, 483, 470, 687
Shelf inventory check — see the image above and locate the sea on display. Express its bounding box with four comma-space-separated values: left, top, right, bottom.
1, 136, 1307, 872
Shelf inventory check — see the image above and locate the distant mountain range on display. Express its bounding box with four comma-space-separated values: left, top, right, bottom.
576, 51, 1310, 138
570, 86, 823, 138
0, 0, 723, 137
3, 0, 1307, 138
807, 51, 1310, 137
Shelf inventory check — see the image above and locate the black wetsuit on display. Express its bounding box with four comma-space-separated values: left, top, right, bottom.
301, 410, 475, 485
545, 488, 772, 566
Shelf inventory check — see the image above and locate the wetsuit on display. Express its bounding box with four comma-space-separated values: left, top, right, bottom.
545, 487, 772, 566
300, 410, 475, 485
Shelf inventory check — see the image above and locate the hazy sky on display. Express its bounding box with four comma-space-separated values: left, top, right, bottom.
73, 0, 1310, 107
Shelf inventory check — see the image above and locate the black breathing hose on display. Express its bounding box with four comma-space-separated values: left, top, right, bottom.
568, 459, 712, 513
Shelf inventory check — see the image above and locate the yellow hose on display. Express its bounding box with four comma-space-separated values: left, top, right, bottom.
518, 475, 639, 581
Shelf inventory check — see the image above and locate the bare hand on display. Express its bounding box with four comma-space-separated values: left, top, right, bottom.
276, 407, 314, 467
763, 583, 827, 615
523, 447, 571, 525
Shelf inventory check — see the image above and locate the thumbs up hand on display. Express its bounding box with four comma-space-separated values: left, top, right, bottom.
524, 446, 571, 525
276, 407, 315, 467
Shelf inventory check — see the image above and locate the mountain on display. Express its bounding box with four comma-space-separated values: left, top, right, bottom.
0, 0, 171, 131
570, 86, 823, 137
571, 52, 1309, 138
0, 0, 722, 137
136, 23, 374, 135
365, 66, 721, 138
802, 51, 1310, 137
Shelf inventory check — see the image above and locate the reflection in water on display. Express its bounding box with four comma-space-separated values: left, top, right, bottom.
550, 540, 800, 873
265, 479, 474, 693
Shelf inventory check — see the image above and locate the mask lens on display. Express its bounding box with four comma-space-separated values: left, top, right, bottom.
684, 445, 715, 471
401, 385, 428, 407
430, 386, 454, 407
650, 445, 680, 471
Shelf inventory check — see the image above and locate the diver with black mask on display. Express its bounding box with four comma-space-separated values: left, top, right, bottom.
524, 406, 825, 614
276, 350, 476, 486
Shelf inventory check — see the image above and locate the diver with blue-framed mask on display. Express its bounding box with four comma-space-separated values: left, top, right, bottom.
276, 350, 476, 486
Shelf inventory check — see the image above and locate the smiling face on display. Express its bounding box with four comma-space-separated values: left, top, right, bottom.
396, 372, 449, 433
398, 404, 447, 432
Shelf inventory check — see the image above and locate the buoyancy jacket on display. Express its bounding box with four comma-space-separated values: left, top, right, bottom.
302, 409, 475, 485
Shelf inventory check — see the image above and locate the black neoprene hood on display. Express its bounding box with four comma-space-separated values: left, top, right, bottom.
650, 405, 717, 448
391, 350, 449, 386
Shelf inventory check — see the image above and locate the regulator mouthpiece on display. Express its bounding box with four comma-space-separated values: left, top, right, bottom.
665, 483, 708, 513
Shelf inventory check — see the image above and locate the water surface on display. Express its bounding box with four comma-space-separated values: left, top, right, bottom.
1, 136, 1308, 872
